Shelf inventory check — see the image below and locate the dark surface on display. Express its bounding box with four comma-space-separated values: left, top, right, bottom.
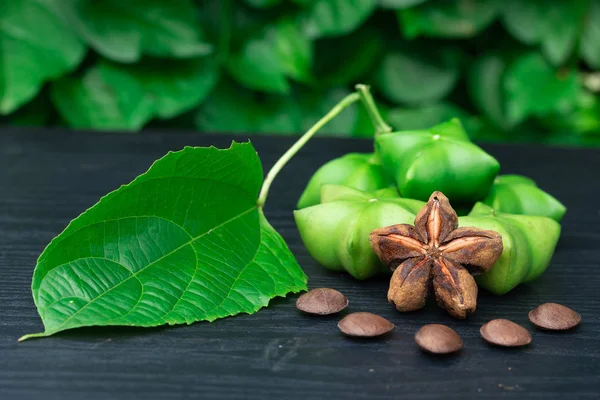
1, 128, 599, 400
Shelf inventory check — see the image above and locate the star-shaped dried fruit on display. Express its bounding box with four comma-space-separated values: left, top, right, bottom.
369, 191, 503, 318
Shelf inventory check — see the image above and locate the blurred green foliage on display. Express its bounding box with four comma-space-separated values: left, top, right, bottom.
1, 0, 599, 145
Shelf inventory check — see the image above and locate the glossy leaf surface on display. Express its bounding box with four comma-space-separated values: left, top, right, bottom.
23, 142, 307, 340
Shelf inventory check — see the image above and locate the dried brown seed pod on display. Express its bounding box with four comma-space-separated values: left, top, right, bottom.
296, 288, 348, 315
370, 191, 503, 319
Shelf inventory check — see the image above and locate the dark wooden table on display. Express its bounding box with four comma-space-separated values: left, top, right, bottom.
1, 128, 599, 400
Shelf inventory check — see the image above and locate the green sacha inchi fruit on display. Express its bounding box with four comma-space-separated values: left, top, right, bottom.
376, 119, 500, 204
296, 153, 392, 209
294, 185, 425, 279
482, 174, 566, 222
459, 203, 561, 295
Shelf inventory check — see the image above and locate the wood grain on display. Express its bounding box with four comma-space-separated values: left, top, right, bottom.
1, 128, 599, 399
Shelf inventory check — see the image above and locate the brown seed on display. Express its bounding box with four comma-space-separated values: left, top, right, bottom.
529, 303, 581, 330
338, 312, 394, 337
480, 319, 532, 347
296, 288, 348, 315
414, 324, 463, 354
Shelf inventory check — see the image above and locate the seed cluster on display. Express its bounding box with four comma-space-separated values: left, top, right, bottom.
296, 288, 580, 354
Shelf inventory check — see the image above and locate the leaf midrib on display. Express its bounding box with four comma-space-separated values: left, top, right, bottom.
45, 206, 257, 334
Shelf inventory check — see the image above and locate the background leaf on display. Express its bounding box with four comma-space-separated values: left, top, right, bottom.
0, 0, 85, 114
303, 0, 377, 38
51, 62, 155, 130
539, 91, 600, 135
270, 19, 313, 83
313, 27, 384, 87
69, 0, 212, 63
379, 0, 428, 9
468, 54, 514, 128
244, 0, 282, 7
1, 0, 600, 145
502, 0, 586, 65
197, 82, 359, 136
504, 53, 580, 123
581, 0, 600, 69
375, 47, 460, 105
52, 58, 219, 130
121, 58, 220, 120
23, 142, 307, 339
226, 19, 311, 94
399, 0, 500, 38
386, 103, 477, 132
197, 81, 303, 134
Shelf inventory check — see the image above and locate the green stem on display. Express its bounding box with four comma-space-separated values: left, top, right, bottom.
257, 93, 361, 209
355, 84, 392, 137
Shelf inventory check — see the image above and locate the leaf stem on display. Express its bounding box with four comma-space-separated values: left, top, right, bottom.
257, 92, 361, 209
355, 84, 392, 137
18, 332, 48, 342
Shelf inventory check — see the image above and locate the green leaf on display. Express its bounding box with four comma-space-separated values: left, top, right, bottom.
197, 82, 359, 136
375, 48, 460, 105
399, 0, 500, 38
69, 0, 212, 63
21, 142, 307, 340
386, 103, 477, 134
581, 0, 600, 69
502, 0, 586, 65
303, 0, 377, 38
271, 19, 313, 83
501, 1, 544, 45
52, 58, 219, 130
227, 18, 311, 94
227, 39, 289, 94
196, 81, 302, 134
468, 54, 514, 128
244, 0, 282, 7
313, 27, 384, 87
504, 53, 580, 123
119, 58, 220, 120
470, 52, 583, 128
539, 91, 600, 134
51, 63, 154, 130
0, 0, 85, 114
379, 0, 428, 9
